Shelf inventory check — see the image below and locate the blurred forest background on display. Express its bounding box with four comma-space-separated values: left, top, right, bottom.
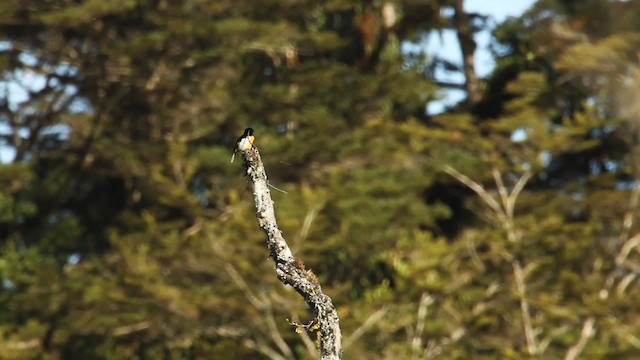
2, 0, 640, 359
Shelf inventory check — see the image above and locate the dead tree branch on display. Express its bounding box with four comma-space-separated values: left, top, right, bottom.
240, 146, 342, 360
564, 317, 596, 360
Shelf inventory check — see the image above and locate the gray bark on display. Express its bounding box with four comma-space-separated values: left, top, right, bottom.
240, 146, 342, 360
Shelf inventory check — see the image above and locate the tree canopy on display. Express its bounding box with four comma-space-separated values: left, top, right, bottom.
1, 0, 640, 359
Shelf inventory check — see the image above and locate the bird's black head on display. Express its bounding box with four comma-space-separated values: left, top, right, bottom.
244, 128, 254, 136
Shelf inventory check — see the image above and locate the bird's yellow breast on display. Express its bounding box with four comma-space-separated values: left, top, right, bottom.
238, 135, 255, 151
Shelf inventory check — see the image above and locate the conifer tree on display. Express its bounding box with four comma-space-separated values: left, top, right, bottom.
2, 0, 640, 359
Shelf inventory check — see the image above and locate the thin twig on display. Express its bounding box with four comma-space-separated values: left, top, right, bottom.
492, 168, 510, 213
295, 201, 325, 250
616, 233, 640, 266
244, 339, 289, 360
262, 295, 295, 360
343, 306, 389, 350
444, 166, 503, 216
507, 171, 532, 218
563, 317, 596, 360
513, 260, 538, 355
411, 294, 434, 356
225, 263, 265, 310
611, 317, 640, 349
601, 185, 640, 300
226, 264, 295, 358
291, 313, 320, 357
269, 182, 289, 194
616, 272, 637, 297
445, 166, 531, 253
620, 184, 640, 243
112, 321, 150, 336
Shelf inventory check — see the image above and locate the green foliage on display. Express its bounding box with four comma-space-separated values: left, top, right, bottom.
1, 0, 640, 359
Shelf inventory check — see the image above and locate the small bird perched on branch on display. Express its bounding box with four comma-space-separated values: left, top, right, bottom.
230, 128, 255, 163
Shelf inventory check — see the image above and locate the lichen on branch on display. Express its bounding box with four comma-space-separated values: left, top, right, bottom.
240, 146, 342, 360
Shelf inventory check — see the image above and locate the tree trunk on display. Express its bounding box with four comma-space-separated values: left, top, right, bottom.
452, 0, 481, 105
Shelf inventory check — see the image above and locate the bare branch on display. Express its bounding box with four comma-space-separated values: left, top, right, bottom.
240, 146, 342, 359
564, 317, 596, 360
262, 295, 295, 360
444, 166, 503, 216
539, 325, 570, 354
616, 233, 640, 266
112, 321, 150, 336
611, 318, 640, 349
616, 272, 637, 297
507, 171, 532, 218
601, 185, 640, 300
620, 184, 640, 242
445, 166, 529, 247
411, 294, 434, 356
492, 168, 509, 212
244, 339, 290, 360
513, 260, 539, 355
434, 80, 467, 90
291, 312, 320, 357
1, 339, 41, 351
463, 234, 486, 272
343, 306, 389, 350
224, 263, 265, 310
295, 201, 325, 250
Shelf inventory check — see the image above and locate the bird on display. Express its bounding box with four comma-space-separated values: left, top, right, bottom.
230, 128, 255, 163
